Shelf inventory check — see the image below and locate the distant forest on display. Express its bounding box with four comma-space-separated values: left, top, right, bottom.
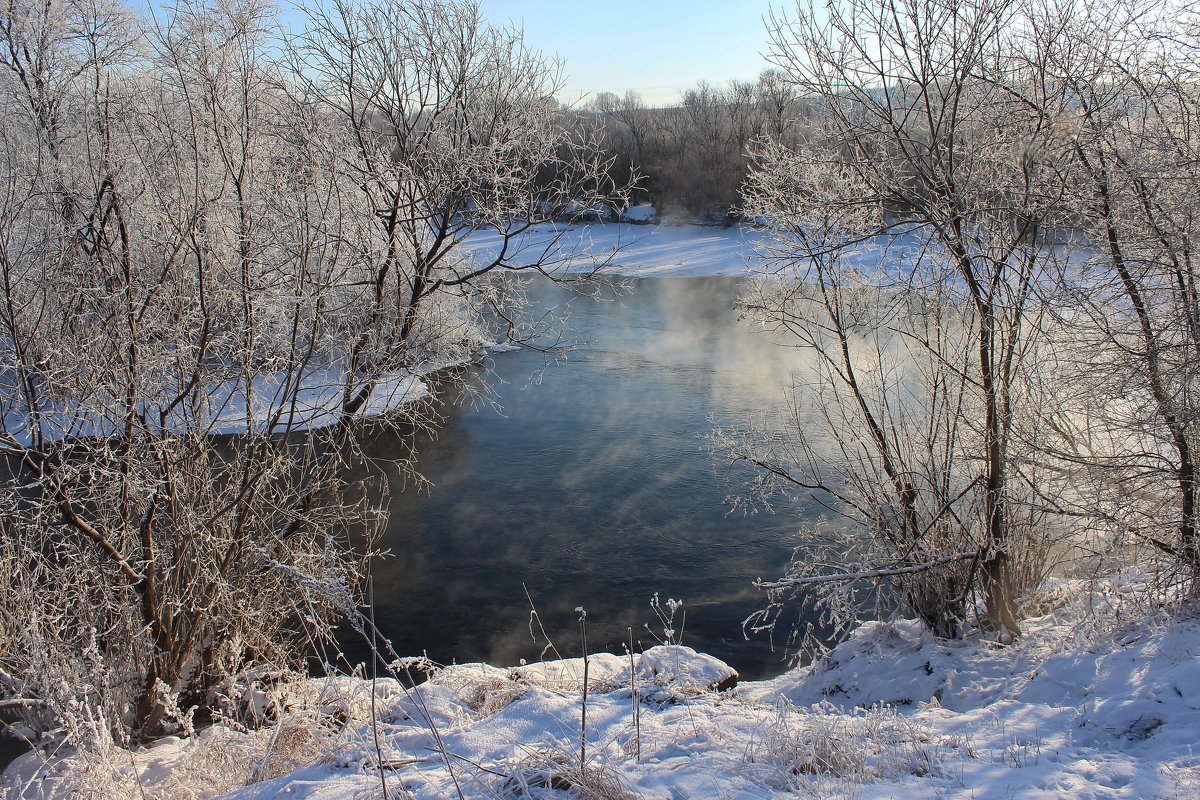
574, 71, 804, 222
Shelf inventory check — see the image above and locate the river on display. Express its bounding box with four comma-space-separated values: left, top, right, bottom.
346, 275, 819, 680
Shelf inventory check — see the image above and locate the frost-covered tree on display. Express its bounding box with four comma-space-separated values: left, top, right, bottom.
728, 0, 1071, 642
0, 0, 624, 747
1024, 1, 1200, 587
292, 0, 623, 372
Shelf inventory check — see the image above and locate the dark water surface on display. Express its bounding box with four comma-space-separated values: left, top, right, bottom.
349, 276, 817, 680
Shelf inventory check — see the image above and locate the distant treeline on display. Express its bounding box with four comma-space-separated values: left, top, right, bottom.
572, 71, 808, 223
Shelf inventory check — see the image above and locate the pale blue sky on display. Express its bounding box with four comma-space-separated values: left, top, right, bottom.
478, 0, 781, 106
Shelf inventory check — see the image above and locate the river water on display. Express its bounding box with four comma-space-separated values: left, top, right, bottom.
350, 275, 819, 680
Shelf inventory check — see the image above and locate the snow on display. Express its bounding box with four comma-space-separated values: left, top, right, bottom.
459, 220, 952, 280
0, 364, 435, 444
7, 572, 1200, 799
562, 201, 617, 221
0, 339, 529, 444
204, 367, 431, 435
460, 221, 777, 278
620, 205, 657, 224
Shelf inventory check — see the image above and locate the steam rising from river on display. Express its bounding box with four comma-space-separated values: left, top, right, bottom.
344, 276, 825, 679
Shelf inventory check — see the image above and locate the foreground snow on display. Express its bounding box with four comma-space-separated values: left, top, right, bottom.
7, 573, 1200, 799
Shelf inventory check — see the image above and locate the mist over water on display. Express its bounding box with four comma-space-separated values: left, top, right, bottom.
348, 276, 821, 680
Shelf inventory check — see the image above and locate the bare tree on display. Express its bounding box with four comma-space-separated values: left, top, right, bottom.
728, 0, 1071, 642
0, 0, 625, 750
1023, 0, 1200, 587
587, 89, 654, 205
288, 0, 635, 415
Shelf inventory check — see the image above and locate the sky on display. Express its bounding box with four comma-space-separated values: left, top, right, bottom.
477, 0, 781, 107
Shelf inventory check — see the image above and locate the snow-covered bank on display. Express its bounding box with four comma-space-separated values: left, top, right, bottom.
462, 222, 776, 278
0, 340, 524, 444
7, 573, 1200, 799
201, 340, 522, 436
460, 220, 943, 280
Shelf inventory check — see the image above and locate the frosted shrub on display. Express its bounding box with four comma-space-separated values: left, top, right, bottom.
431, 664, 526, 719
501, 749, 642, 800
644, 593, 685, 646
0, 676, 385, 799
750, 701, 940, 789
246, 712, 340, 784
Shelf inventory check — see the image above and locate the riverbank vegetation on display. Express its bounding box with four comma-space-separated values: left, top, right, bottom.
1, 0, 1199, 795
0, 0, 625, 749
716, 0, 1200, 663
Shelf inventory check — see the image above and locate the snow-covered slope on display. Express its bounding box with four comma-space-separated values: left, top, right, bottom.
7, 574, 1199, 799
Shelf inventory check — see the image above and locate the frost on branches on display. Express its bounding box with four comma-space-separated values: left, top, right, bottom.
0, 0, 627, 747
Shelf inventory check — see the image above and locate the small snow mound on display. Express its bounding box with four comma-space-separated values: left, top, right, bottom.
636, 645, 738, 693
771, 620, 956, 709
509, 653, 628, 692
621, 204, 656, 223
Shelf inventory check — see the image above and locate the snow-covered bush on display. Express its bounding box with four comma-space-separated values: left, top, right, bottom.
620, 204, 656, 224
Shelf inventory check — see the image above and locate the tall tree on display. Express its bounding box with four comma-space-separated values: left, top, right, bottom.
732, 0, 1069, 640
1028, 0, 1200, 587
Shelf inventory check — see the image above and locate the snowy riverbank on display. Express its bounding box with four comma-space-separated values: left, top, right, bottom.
460, 219, 936, 281
6, 571, 1199, 799
461, 221, 774, 278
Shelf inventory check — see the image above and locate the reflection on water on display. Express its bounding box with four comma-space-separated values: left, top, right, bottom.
346, 276, 817, 680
